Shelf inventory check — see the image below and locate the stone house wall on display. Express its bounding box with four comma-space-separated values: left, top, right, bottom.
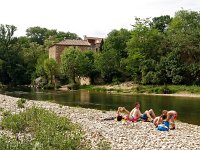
49, 45, 91, 63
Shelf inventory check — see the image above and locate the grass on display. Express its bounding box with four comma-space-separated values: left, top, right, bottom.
134, 85, 200, 94
81, 84, 200, 95
80, 85, 107, 92
97, 140, 111, 150
16, 98, 27, 108
0, 107, 90, 150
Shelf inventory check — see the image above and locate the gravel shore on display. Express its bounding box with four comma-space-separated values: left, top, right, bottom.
0, 94, 200, 150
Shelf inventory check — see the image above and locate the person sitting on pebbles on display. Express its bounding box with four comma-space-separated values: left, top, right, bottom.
161, 110, 178, 130
153, 116, 163, 127
153, 112, 168, 127
117, 102, 156, 122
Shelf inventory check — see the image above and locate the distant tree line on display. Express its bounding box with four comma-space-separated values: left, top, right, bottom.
0, 10, 200, 87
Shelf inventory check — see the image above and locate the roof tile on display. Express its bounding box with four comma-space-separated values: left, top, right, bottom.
57, 40, 91, 46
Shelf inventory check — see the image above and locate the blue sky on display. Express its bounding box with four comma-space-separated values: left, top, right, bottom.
1, 0, 199, 38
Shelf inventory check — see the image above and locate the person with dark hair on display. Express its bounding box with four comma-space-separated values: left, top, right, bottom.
161, 110, 178, 130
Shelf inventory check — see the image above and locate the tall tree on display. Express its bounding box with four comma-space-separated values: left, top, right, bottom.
26, 26, 50, 45
166, 10, 200, 84
44, 58, 59, 86
150, 15, 172, 32
103, 28, 131, 58
0, 24, 26, 85
0, 24, 17, 57
94, 49, 120, 82
60, 47, 87, 83
26, 26, 79, 45
124, 18, 163, 82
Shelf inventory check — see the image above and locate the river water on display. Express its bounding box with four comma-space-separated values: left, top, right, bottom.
1, 87, 200, 125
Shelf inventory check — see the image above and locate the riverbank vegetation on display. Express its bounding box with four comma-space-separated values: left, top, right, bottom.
81, 84, 200, 95
0, 107, 90, 149
0, 10, 200, 90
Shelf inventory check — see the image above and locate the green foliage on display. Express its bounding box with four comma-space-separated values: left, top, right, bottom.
35, 53, 48, 77
80, 85, 107, 92
17, 98, 26, 108
134, 85, 200, 94
0, 135, 32, 150
26, 26, 79, 45
134, 85, 172, 94
0, 24, 27, 85
103, 28, 131, 58
21, 42, 46, 83
82, 51, 98, 79
0, 107, 87, 149
97, 140, 111, 150
150, 15, 172, 32
94, 49, 120, 82
44, 58, 59, 85
61, 47, 89, 83
2, 110, 11, 117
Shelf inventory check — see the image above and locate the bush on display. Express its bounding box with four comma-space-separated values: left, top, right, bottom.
0, 135, 33, 150
0, 107, 89, 149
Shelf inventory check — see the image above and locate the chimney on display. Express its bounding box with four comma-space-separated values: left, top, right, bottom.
83, 35, 87, 40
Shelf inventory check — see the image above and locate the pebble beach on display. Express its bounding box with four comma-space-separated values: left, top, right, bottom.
0, 94, 200, 150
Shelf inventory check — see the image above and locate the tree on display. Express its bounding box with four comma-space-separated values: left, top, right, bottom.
26, 26, 50, 45
60, 47, 86, 83
21, 42, 46, 82
166, 10, 200, 84
26, 26, 79, 45
103, 28, 131, 58
44, 58, 59, 86
94, 49, 120, 82
0, 24, 16, 44
150, 15, 172, 32
0, 24, 27, 85
167, 10, 200, 63
82, 51, 97, 80
124, 18, 163, 82
35, 53, 48, 78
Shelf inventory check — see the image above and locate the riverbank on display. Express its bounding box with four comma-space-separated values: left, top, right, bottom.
80, 82, 200, 98
0, 94, 200, 149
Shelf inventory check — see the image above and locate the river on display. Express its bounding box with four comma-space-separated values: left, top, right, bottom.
0, 87, 200, 125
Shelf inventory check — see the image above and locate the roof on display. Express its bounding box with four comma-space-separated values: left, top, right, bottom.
84, 36, 103, 44
51, 39, 91, 47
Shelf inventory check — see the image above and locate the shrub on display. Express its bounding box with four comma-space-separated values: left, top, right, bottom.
0, 107, 89, 149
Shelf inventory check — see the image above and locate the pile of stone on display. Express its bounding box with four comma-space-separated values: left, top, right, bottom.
0, 94, 200, 150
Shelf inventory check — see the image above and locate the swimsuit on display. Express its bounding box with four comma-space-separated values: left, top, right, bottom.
140, 113, 148, 121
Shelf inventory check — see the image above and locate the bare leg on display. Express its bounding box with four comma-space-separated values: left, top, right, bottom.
148, 109, 156, 119
143, 109, 156, 121
144, 110, 153, 121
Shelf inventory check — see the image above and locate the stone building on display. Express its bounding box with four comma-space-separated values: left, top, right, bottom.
49, 36, 103, 63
